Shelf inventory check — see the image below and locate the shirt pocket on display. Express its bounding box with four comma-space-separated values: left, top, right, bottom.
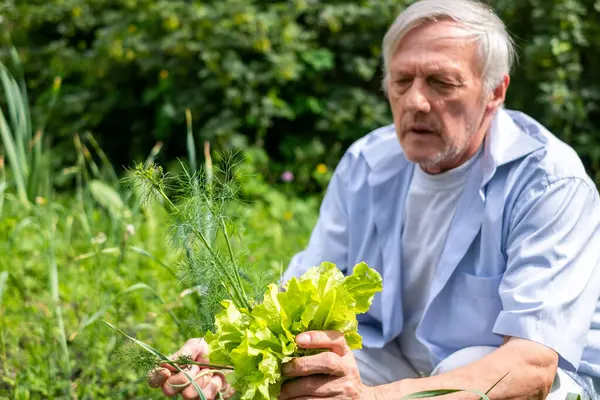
441, 272, 504, 346
454, 271, 504, 300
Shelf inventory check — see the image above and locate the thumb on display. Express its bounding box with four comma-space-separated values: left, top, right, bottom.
147, 367, 171, 388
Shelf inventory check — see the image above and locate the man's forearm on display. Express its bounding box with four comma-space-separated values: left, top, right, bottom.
370, 338, 558, 400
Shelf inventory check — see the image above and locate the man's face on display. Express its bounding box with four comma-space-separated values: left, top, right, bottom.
387, 20, 503, 173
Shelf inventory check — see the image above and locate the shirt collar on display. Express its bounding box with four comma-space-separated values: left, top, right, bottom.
362, 108, 545, 187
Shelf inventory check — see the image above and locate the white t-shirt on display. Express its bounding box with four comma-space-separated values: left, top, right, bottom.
397, 147, 482, 375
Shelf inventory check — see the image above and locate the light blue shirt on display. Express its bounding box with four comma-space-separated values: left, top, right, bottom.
283, 108, 600, 396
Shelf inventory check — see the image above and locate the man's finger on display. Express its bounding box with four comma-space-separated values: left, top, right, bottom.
295, 331, 350, 356
181, 375, 223, 400
162, 366, 207, 397
279, 376, 338, 400
162, 338, 209, 372
147, 367, 171, 388
280, 397, 320, 400
282, 351, 345, 377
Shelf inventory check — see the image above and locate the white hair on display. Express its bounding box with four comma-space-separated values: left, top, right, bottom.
381, 0, 517, 94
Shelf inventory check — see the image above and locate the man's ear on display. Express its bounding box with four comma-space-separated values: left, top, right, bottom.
486, 74, 510, 113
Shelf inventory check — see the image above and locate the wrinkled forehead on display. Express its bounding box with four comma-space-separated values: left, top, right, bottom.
391, 20, 482, 75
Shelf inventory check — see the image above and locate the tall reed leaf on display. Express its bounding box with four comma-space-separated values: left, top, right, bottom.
0, 271, 8, 309
47, 221, 73, 397
70, 283, 181, 342
0, 270, 7, 364
83, 132, 119, 183
0, 62, 28, 174
0, 48, 59, 206
402, 372, 509, 400
0, 156, 6, 218
73, 245, 177, 278
89, 179, 128, 219
186, 108, 197, 173
0, 95, 28, 205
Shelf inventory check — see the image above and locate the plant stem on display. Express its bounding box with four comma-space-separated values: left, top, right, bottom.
156, 360, 234, 371
220, 219, 250, 305
157, 187, 179, 214
193, 227, 250, 310
47, 218, 73, 398
146, 173, 248, 309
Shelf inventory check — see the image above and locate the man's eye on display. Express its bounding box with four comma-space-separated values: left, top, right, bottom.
430, 79, 455, 88
394, 78, 412, 85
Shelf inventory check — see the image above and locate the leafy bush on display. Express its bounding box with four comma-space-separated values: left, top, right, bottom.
1, 0, 398, 192
3, 0, 600, 187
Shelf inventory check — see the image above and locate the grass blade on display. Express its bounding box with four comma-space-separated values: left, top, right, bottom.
27, 130, 44, 201
47, 225, 73, 397
9, 46, 31, 146
70, 283, 180, 341
485, 372, 509, 395
0, 271, 8, 309
0, 62, 28, 176
73, 245, 177, 278
82, 144, 102, 179
565, 394, 581, 400
118, 283, 169, 305
0, 271, 7, 365
127, 246, 178, 278
83, 131, 118, 183
73, 247, 121, 262
402, 390, 463, 399
9, 71, 28, 171
118, 283, 181, 328
144, 141, 164, 168
186, 108, 197, 173
0, 101, 28, 206
0, 156, 5, 218
402, 389, 490, 400
74, 133, 95, 232
0, 63, 19, 142
103, 320, 207, 400
89, 179, 126, 218
69, 306, 110, 342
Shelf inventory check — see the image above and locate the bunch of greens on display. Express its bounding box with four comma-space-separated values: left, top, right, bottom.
206, 261, 382, 400
105, 156, 382, 400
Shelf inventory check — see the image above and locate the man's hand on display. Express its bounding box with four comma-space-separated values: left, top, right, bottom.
279, 331, 381, 400
147, 338, 233, 400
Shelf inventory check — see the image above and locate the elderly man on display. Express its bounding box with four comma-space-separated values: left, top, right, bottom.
149, 0, 600, 399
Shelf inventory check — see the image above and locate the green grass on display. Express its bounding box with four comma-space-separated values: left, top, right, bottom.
0, 50, 319, 398
0, 182, 315, 399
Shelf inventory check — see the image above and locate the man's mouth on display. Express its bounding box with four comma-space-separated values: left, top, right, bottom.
409, 126, 436, 134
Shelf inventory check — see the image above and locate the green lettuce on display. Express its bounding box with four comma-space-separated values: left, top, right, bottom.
205, 261, 382, 400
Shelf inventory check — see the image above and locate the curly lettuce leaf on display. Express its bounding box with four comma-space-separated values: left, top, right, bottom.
205, 262, 382, 400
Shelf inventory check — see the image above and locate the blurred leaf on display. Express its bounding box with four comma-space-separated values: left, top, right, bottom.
0, 271, 8, 309
89, 180, 127, 218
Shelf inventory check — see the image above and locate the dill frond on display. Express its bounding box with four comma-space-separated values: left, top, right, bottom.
113, 342, 160, 374
125, 149, 264, 328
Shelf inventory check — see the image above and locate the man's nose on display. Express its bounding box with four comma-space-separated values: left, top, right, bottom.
404, 81, 431, 114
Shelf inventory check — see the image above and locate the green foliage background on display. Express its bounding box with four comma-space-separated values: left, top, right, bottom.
3, 0, 599, 189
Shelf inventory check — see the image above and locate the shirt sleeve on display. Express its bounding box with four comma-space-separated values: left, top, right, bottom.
282, 152, 353, 283
493, 176, 600, 372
